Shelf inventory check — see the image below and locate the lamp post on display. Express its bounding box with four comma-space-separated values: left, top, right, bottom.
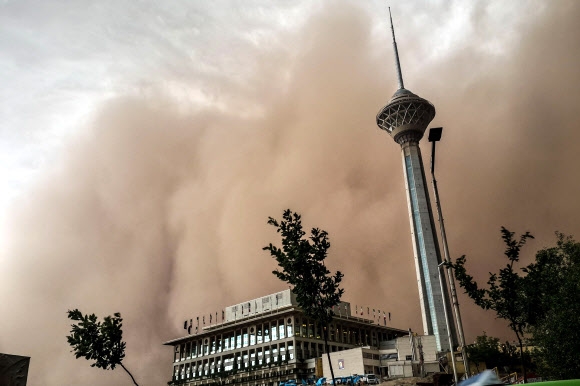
428, 127, 470, 379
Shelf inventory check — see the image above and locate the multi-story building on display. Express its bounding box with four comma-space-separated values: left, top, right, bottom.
164, 290, 408, 386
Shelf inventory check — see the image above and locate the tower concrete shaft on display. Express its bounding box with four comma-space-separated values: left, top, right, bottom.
376, 90, 456, 352
402, 139, 453, 352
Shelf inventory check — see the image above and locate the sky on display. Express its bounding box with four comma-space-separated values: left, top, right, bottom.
1, 0, 580, 384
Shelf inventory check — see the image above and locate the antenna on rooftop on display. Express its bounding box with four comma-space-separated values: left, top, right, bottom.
388, 7, 405, 90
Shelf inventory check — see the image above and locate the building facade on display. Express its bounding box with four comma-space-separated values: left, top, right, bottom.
165, 290, 408, 386
321, 335, 445, 381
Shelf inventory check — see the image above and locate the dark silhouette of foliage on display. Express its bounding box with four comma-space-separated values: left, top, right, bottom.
447, 227, 533, 382
66, 309, 139, 386
466, 333, 530, 374
523, 233, 580, 380
466, 332, 502, 372
263, 209, 344, 386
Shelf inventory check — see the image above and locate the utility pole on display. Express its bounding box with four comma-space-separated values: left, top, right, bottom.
428, 127, 470, 379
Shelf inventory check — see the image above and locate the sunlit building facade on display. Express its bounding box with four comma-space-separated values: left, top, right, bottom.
165, 290, 408, 386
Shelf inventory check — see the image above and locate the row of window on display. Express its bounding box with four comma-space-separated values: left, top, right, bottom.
176, 319, 294, 362
174, 316, 398, 363
174, 343, 295, 380
173, 367, 299, 384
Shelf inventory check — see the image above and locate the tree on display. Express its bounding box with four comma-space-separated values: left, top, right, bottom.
66, 309, 139, 386
523, 233, 580, 380
263, 209, 344, 386
466, 333, 524, 374
465, 333, 502, 372
447, 227, 533, 382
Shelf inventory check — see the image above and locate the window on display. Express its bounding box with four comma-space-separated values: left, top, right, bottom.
287, 318, 293, 337
279, 319, 285, 339
225, 357, 233, 371
271, 321, 278, 341
243, 328, 249, 347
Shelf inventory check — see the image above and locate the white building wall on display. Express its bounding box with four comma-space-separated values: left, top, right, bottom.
418, 335, 438, 362
225, 290, 295, 322
388, 363, 414, 378
322, 348, 365, 379
224, 290, 353, 323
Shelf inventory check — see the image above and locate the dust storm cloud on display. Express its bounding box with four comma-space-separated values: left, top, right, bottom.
1, 1, 580, 384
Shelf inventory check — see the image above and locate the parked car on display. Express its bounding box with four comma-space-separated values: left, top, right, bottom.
364, 374, 379, 385
279, 380, 298, 386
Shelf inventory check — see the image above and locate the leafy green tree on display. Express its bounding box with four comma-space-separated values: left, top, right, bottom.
466, 333, 502, 372
66, 309, 139, 386
523, 233, 580, 380
447, 227, 533, 382
500, 341, 518, 367
264, 209, 344, 386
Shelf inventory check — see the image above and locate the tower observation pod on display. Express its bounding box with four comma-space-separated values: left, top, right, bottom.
376, 9, 456, 352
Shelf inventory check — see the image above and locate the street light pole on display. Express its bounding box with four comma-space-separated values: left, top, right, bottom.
428, 127, 470, 379
437, 261, 458, 384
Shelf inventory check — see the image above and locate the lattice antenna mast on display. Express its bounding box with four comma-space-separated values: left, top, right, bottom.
389, 7, 405, 90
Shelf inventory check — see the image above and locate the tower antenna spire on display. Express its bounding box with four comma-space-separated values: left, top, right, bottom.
388, 7, 405, 90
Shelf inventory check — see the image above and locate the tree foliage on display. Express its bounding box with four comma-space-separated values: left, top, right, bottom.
523, 233, 580, 380
66, 309, 139, 386
466, 333, 527, 374
466, 333, 502, 372
263, 209, 344, 385
447, 227, 533, 382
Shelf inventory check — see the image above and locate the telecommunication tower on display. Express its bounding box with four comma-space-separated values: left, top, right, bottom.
375, 9, 456, 352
